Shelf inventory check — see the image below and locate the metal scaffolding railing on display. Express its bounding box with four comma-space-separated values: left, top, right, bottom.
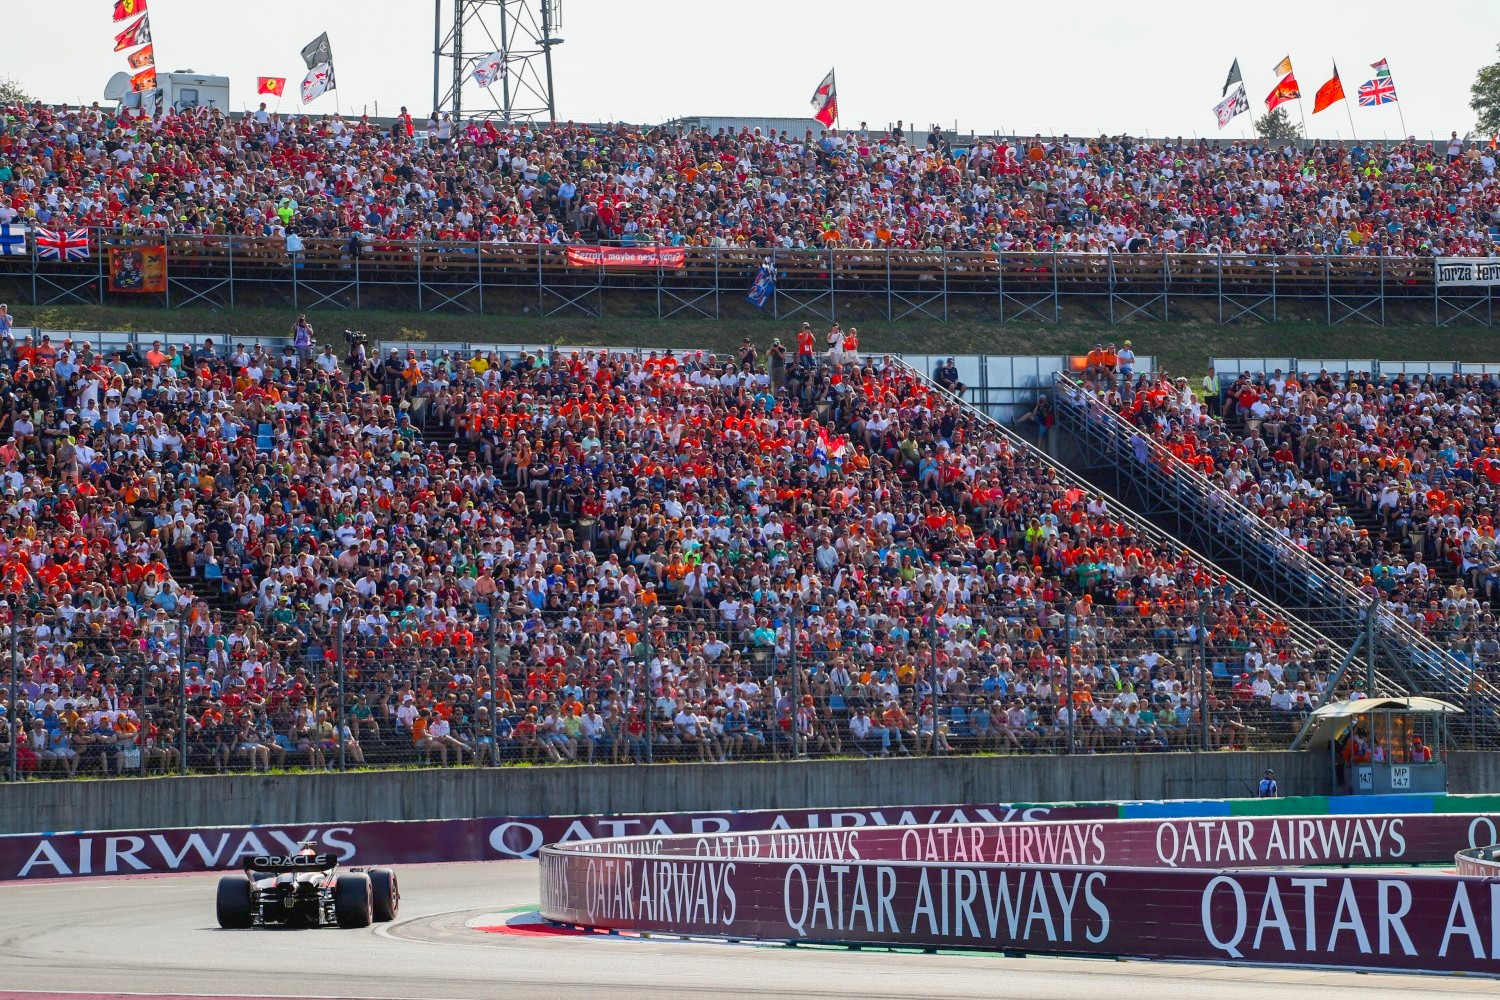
0, 233, 1490, 325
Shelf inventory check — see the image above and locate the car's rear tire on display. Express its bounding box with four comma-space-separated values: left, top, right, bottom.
216, 875, 254, 929
368, 867, 399, 922
334, 873, 373, 928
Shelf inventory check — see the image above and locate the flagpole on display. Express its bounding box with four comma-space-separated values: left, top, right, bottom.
1335, 64, 1357, 144
1390, 59, 1409, 139
832, 69, 840, 130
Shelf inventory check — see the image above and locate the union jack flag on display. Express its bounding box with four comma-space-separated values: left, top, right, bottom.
35, 228, 90, 261
1357, 77, 1398, 107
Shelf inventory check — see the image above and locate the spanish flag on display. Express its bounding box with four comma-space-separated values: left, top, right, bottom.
257, 77, 287, 97
113, 0, 147, 22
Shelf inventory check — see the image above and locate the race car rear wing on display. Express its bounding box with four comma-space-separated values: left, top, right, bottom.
243, 853, 337, 874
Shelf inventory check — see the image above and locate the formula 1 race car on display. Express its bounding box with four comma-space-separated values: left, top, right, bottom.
216, 844, 399, 929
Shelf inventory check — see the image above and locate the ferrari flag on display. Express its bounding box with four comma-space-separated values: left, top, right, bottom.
112, 0, 146, 22
1265, 73, 1300, 112
810, 69, 837, 128
257, 77, 287, 97
113, 15, 150, 52
130, 68, 157, 93
1313, 64, 1345, 114
127, 44, 155, 71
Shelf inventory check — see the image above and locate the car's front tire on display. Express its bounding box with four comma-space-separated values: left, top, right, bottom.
216, 875, 254, 929
334, 873, 373, 928
368, 867, 399, 922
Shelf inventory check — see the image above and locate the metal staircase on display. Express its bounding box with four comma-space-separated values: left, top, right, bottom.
1050, 373, 1500, 745
887, 359, 1413, 738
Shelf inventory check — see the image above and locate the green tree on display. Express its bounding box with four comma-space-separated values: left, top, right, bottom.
0, 78, 31, 106
1471, 44, 1500, 135
1253, 107, 1301, 141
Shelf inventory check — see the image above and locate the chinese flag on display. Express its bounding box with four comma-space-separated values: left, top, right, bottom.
258, 77, 287, 97
130, 67, 157, 93
1313, 64, 1345, 114
113, 0, 146, 21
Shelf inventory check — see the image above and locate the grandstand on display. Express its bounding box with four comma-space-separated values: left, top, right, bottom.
0, 104, 1496, 328
2, 97, 1498, 779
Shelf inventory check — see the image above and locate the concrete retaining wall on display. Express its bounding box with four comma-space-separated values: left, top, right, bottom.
0, 751, 1319, 835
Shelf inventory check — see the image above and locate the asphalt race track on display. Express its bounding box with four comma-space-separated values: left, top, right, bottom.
3, 862, 1499, 1000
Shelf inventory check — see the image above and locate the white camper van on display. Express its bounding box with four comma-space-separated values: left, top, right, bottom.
107, 70, 229, 114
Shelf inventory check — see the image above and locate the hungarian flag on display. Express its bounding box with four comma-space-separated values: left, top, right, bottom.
1313, 64, 1345, 114
810, 69, 837, 128
257, 77, 287, 97
113, 14, 150, 52
127, 44, 155, 71
130, 67, 157, 93
1265, 73, 1300, 112
1370, 58, 1391, 79
113, 0, 146, 21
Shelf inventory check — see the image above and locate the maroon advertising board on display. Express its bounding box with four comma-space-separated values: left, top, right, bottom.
0, 801, 1110, 880
557, 813, 1500, 870
540, 850, 1500, 974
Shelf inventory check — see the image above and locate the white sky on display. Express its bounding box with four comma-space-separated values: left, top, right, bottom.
11, 0, 1500, 140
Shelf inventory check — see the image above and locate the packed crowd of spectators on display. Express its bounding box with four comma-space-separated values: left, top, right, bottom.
0, 310, 1367, 777
1087, 360, 1500, 682
1, 100, 1497, 255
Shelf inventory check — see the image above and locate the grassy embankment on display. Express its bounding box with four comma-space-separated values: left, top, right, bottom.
16, 304, 1500, 376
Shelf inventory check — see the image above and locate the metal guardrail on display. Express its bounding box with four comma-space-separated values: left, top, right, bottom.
1050, 373, 1500, 740
1, 233, 1492, 326
1211, 357, 1500, 379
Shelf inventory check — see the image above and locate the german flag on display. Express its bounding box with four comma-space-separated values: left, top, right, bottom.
257, 77, 287, 97
113, 0, 147, 22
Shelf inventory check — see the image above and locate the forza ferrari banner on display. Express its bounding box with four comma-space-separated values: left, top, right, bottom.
1437, 258, 1500, 287
565, 245, 687, 269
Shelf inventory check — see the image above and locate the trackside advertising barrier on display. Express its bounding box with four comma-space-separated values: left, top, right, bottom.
9, 793, 1500, 882
0, 802, 1110, 880
543, 849, 1500, 974
541, 820, 1500, 975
